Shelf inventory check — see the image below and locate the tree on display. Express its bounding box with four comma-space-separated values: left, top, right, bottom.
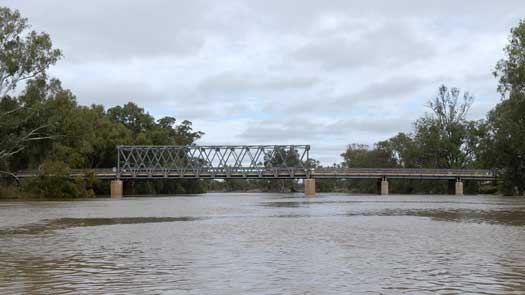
262, 146, 303, 192
489, 19, 525, 195
0, 6, 211, 197
0, 99, 50, 180
413, 85, 475, 168
486, 93, 525, 195
0, 7, 61, 97
339, 85, 486, 194
22, 160, 95, 199
341, 144, 397, 168
376, 133, 418, 168
494, 19, 525, 96
0, 7, 61, 171
107, 102, 155, 136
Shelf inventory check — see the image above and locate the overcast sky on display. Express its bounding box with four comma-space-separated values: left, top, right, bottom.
3, 0, 525, 164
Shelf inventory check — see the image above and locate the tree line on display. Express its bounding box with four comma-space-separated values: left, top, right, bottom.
334, 20, 525, 196
1, 7, 524, 197
0, 7, 208, 198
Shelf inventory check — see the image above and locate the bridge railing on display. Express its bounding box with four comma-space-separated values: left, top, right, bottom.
8, 167, 499, 180
313, 167, 496, 175
312, 167, 498, 180
117, 167, 310, 178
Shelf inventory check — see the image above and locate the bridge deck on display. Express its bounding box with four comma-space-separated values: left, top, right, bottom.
8, 168, 498, 181
312, 168, 497, 180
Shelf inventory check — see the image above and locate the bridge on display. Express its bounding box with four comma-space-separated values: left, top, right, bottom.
9, 145, 499, 197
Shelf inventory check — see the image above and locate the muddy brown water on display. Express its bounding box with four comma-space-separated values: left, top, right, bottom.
1, 193, 525, 294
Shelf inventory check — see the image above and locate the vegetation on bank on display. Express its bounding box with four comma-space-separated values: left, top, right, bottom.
1, 7, 524, 198
332, 20, 525, 196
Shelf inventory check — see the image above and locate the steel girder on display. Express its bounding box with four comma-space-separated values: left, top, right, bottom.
117, 145, 311, 179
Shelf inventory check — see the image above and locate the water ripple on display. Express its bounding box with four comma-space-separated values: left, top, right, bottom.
0, 194, 524, 294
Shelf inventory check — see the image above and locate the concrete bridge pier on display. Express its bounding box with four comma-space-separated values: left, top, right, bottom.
379, 177, 389, 195
455, 179, 463, 196
111, 180, 123, 198
304, 179, 316, 197
448, 179, 464, 195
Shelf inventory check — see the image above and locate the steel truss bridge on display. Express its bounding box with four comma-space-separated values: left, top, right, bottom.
9, 145, 498, 181
116, 145, 311, 179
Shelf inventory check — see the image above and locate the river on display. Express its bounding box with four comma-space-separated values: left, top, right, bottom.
1, 193, 525, 294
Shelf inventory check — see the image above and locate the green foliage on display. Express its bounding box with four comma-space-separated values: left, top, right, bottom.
485, 92, 525, 195
341, 143, 397, 168
264, 146, 301, 168
108, 103, 155, 135
22, 161, 94, 199
0, 7, 62, 97
341, 85, 485, 194
124, 179, 207, 195
413, 85, 476, 169
0, 183, 23, 199
0, 10, 204, 198
489, 20, 525, 195
495, 19, 525, 96
316, 179, 338, 192
2, 78, 206, 197
107, 103, 203, 145
0, 7, 61, 169
376, 133, 418, 167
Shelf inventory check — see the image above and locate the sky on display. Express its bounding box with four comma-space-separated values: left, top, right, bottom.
3, 0, 525, 164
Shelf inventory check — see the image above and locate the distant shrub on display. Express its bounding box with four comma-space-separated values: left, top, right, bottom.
22, 161, 95, 199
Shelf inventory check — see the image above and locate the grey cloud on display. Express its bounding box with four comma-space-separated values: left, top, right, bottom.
246, 0, 525, 31
237, 120, 322, 142
291, 21, 435, 69
65, 78, 161, 107
9, 0, 215, 61
337, 76, 433, 105
198, 72, 318, 94
268, 75, 435, 115
238, 116, 413, 143
7, 0, 525, 65
326, 117, 413, 135
5, 0, 525, 164
235, 115, 414, 163
172, 100, 260, 120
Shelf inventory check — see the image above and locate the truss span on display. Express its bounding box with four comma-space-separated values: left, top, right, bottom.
117, 145, 311, 179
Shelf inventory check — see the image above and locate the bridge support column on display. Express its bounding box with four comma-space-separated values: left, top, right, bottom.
455, 180, 463, 196
380, 178, 389, 195
304, 179, 316, 197
111, 180, 123, 198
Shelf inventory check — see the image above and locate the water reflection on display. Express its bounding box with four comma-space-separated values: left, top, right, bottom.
1, 194, 525, 294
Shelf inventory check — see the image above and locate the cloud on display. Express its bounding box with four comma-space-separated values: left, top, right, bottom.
9, 0, 214, 61
267, 75, 436, 115
237, 116, 413, 142
291, 21, 435, 69
4, 0, 525, 164
198, 71, 318, 94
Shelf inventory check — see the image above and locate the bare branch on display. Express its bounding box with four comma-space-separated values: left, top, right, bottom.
0, 170, 20, 184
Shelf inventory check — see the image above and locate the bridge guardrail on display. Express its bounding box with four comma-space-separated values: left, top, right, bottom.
311, 167, 498, 180
8, 167, 499, 180
313, 167, 496, 175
